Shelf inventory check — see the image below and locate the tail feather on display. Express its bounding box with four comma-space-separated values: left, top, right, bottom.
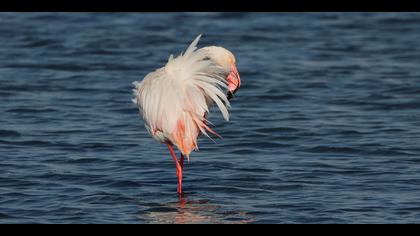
184, 34, 202, 56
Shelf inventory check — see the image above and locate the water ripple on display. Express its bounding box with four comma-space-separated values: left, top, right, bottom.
1, 12, 420, 224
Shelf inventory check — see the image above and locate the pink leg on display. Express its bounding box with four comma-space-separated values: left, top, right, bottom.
167, 144, 183, 195
180, 154, 185, 170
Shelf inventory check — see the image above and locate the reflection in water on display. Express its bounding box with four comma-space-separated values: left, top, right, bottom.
142, 196, 255, 224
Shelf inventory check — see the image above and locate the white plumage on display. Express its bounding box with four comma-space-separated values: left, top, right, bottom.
132, 34, 240, 162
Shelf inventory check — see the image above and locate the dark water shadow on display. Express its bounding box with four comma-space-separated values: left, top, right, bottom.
140, 194, 255, 224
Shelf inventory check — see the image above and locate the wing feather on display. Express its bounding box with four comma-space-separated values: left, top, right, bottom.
132, 34, 231, 155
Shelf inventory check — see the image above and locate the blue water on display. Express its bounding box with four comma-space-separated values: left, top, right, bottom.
1, 12, 420, 224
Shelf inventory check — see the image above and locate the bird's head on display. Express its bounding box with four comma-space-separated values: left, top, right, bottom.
201, 46, 241, 99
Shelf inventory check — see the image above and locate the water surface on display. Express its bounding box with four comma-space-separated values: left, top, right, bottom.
1, 13, 420, 223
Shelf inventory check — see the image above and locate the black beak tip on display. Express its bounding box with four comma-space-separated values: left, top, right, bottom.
227, 91, 233, 100
227, 89, 238, 100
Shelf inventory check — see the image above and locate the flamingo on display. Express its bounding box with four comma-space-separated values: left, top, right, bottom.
132, 34, 241, 195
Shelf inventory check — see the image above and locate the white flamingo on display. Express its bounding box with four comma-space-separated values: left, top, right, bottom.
132, 34, 241, 195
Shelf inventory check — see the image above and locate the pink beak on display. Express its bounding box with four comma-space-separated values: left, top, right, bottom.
227, 64, 241, 99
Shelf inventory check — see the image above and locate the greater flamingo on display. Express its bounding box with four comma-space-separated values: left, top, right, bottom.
132, 34, 241, 195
